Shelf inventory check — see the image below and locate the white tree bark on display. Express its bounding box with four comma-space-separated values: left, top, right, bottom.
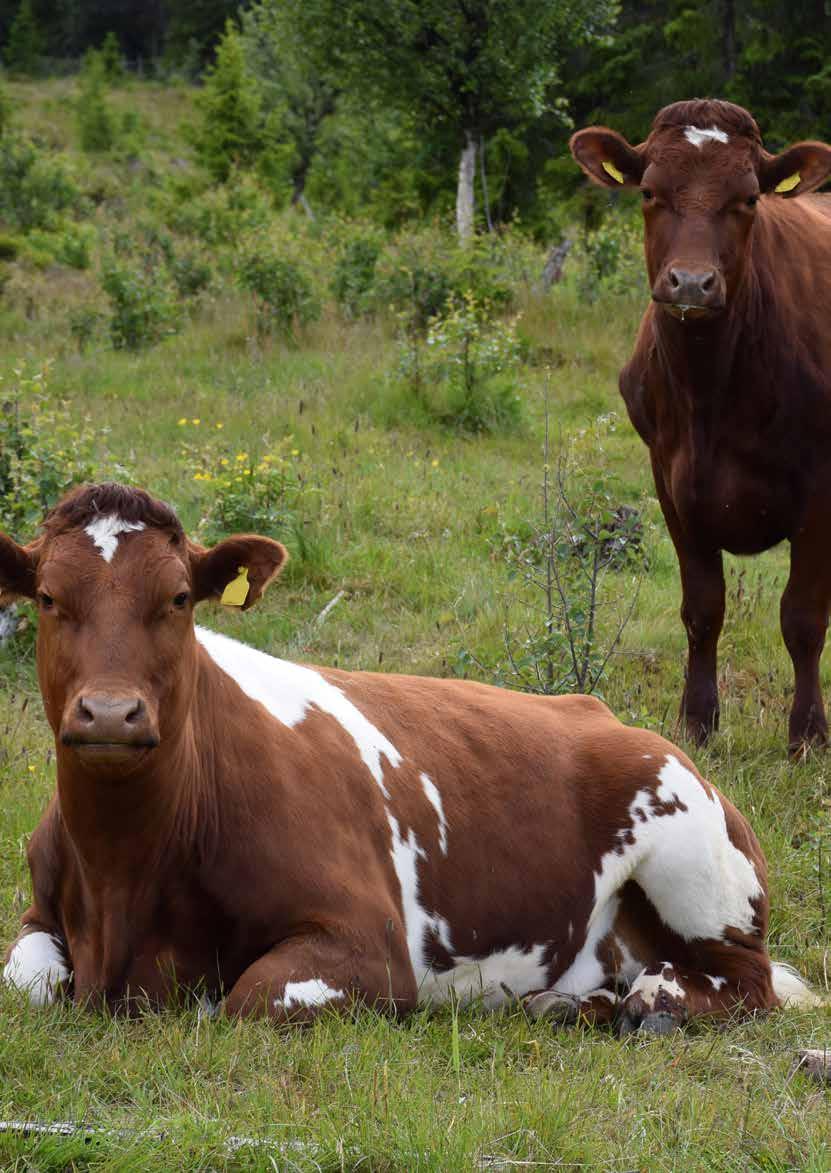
456, 130, 476, 244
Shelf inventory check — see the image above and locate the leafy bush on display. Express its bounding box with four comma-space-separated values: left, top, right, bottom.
237, 248, 319, 339
576, 213, 646, 304
165, 173, 273, 245
181, 430, 311, 546
76, 50, 116, 153
0, 135, 79, 231
193, 20, 267, 183
101, 258, 181, 350
330, 229, 383, 318
68, 305, 104, 353
0, 364, 98, 539
169, 249, 214, 301
397, 293, 524, 433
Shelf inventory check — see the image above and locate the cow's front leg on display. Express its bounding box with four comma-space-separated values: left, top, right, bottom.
3, 923, 71, 1006
781, 531, 831, 754
224, 925, 417, 1023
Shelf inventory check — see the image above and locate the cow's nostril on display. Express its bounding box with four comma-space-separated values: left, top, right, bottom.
125, 699, 144, 725
669, 270, 681, 289
700, 272, 715, 292
78, 697, 95, 724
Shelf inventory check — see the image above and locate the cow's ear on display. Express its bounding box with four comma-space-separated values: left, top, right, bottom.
0, 533, 39, 602
189, 535, 288, 611
570, 127, 645, 188
760, 142, 831, 196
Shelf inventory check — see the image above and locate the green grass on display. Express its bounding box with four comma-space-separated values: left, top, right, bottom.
0, 80, 828, 1171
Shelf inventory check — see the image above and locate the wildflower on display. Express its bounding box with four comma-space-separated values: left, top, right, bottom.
177, 418, 187, 426
291, 449, 300, 457
192, 418, 201, 425
432, 459, 439, 468
215, 423, 224, 430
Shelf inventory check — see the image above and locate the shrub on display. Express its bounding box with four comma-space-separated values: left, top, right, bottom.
99, 32, 125, 83
396, 293, 524, 433
237, 248, 319, 340
575, 213, 646, 304
181, 432, 311, 546
165, 173, 273, 245
0, 363, 99, 539
76, 50, 116, 153
169, 249, 213, 301
330, 229, 383, 318
68, 306, 104, 354
101, 258, 181, 350
0, 134, 79, 231
193, 20, 266, 183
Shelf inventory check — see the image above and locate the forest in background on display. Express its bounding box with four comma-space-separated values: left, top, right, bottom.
0, 0, 829, 242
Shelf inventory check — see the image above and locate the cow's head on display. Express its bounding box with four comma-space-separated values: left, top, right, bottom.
0, 484, 286, 773
570, 99, 831, 319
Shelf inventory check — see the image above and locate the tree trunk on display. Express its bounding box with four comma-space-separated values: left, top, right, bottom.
537, 237, 572, 293
456, 130, 476, 244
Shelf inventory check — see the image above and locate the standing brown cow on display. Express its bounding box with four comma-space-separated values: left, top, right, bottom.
570, 100, 831, 753
0, 484, 819, 1032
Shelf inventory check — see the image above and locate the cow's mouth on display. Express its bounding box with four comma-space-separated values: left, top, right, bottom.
64, 739, 159, 767
653, 299, 722, 321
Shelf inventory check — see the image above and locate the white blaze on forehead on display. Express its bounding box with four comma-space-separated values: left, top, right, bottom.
3, 931, 70, 1006
420, 772, 448, 854
684, 125, 729, 148
84, 514, 145, 563
628, 964, 686, 1009
195, 626, 402, 797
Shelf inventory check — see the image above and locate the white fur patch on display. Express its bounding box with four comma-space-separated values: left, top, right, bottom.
84, 515, 145, 563
3, 931, 69, 1005
275, 978, 345, 1011
684, 125, 728, 148
707, 974, 727, 992
196, 626, 402, 797
551, 897, 619, 997
629, 964, 686, 1009
588, 754, 762, 945
420, 773, 448, 854
770, 962, 824, 1008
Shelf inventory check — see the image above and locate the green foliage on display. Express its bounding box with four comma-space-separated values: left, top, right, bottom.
0, 364, 98, 540
99, 32, 125, 83
68, 305, 104, 354
194, 19, 268, 183
462, 413, 642, 694
3, 0, 42, 76
237, 246, 319, 340
76, 49, 116, 153
182, 430, 311, 547
165, 172, 274, 245
576, 213, 646, 304
101, 258, 181, 350
397, 293, 524, 434
329, 227, 383, 318
0, 135, 79, 232
169, 249, 214, 301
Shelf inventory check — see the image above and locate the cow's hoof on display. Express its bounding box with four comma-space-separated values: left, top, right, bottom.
524, 990, 580, 1025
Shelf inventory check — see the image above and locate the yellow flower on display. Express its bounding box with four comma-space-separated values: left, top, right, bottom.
291, 449, 300, 457
192, 418, 201, 425
236, 452, 248, 462
215, 423, 224, 430
177, 417, 188, 426
431, 459, 439, 468
243, 468, 251, 476
220, 458, 229, 466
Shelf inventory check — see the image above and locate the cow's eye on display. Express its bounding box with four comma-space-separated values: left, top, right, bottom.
641, 188, 654, 202
172, 592, 189, 609
746, 194, 759, 208
38, 592, 54, 611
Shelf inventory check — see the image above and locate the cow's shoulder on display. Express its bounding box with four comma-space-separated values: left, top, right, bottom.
619, 309, 659, 446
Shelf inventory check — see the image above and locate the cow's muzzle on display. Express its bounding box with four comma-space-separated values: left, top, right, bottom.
60, 691, 160, 765
652, 265, 725, 319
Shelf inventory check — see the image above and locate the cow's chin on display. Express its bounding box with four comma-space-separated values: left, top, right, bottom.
655, 300, 723, 322
67, 742, 157, 773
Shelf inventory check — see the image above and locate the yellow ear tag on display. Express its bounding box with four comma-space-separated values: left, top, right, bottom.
775, 172, 800, 194
602, 160, 625, 184
221, 566, 250, 607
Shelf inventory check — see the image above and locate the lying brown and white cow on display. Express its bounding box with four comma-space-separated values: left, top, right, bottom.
0, 484, 817, 1032
570, 100, 831, 753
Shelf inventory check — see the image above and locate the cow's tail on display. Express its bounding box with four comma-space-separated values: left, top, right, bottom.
770, 961, 826, 1008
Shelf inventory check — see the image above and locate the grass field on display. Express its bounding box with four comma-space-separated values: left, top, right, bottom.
0, 79, 828, 1171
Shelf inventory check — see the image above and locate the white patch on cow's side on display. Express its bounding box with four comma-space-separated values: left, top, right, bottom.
84, 515, 145, 563
275, 978, 345, 1011
196, 626, 402, 797
706, 974, 727, 992
550, 896, 619, 996
628, 964, 686, 1009
386, 812, 545, 1007
588, 754, 762, 945
2, 931, 69, 1006
684, 125, 729, 148
420, 772, 448, 854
